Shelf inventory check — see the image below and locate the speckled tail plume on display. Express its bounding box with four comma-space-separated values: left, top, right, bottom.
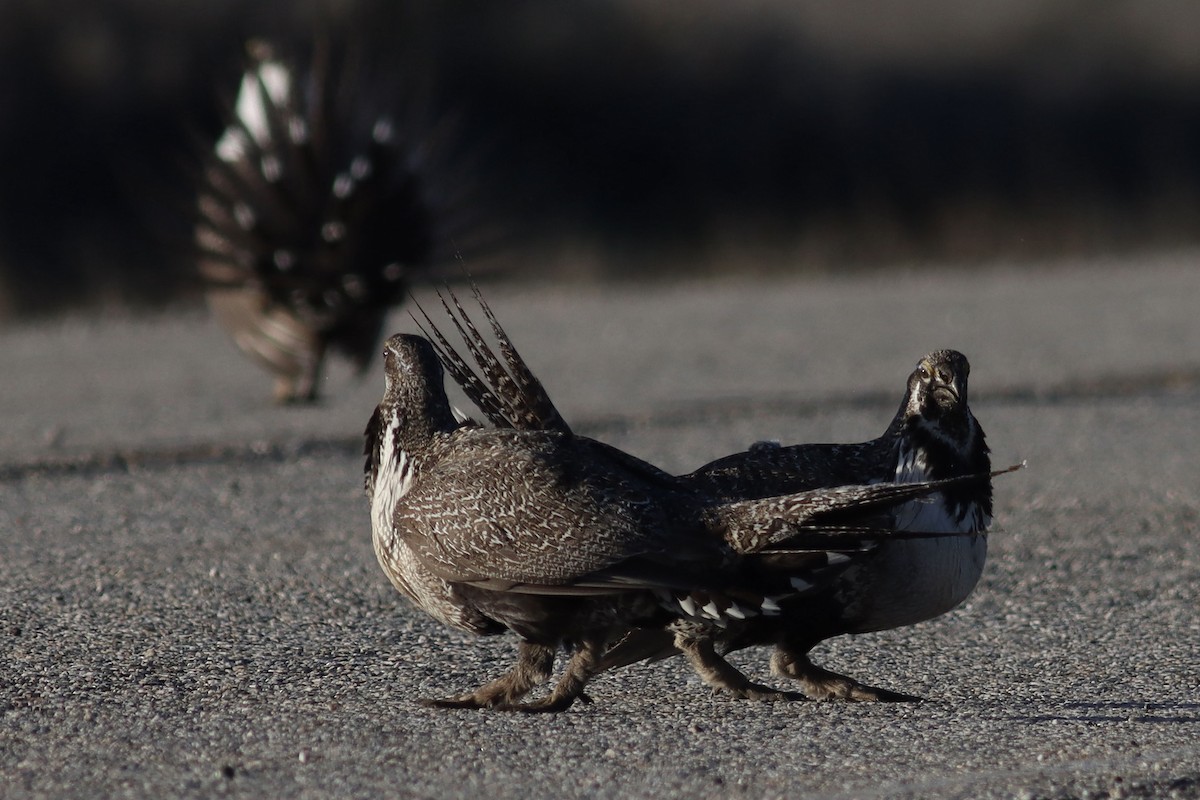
196, 38, 475, 403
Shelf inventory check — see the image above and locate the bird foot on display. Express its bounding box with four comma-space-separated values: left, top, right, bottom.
419, 693, 500, 710
273, 376, 319, 405
419, 643, 557, 710
771, 650, 922, 702
495, 689, 592, 714
720, 684, 808, 702
419, 682, 529, 710
497, 698, 574, 714
800, 677, 922, 702
674, 632, 805, 701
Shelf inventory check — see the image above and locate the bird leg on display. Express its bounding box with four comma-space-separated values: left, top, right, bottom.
674, 631, 806, 701
277, 341, 324, 404
502, 637, 605, 713
770, 645, 922, 702
422, 641, 555, 709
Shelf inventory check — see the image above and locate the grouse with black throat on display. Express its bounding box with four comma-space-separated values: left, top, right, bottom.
677, 348, 994, 700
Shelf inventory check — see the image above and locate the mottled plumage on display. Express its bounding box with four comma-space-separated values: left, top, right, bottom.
677, 349, 994, 700
418, 287, 1006, 701
197, 40, 460, 402
366, 333, 978, 711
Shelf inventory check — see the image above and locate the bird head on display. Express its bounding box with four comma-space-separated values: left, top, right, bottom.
381, 333, 448, 406
904, 349, 971, 422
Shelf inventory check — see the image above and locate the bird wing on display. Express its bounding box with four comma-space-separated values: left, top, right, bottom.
684, 439, 892, 500
392, 429, 721, 594
713, 472, 996, 553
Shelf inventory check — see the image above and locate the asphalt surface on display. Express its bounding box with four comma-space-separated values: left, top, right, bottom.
2, 255, 1199, 799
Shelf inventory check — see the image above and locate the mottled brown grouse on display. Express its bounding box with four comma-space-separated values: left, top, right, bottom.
365, 333, 981, 711
417, 287, 1011, 702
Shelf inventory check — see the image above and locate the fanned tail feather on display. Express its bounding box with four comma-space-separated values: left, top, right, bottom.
413, 281, 569, 432
410, 296, 512, 428
469, 280, 570, 432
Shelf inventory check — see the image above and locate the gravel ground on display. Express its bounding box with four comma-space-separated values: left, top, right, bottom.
2, 256, 1199, 799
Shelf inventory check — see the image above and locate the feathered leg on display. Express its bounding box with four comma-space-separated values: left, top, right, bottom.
674, 629, 805, 701
770, 643, 921, 702
422, 641, 554, 709
504, 637, 605, 713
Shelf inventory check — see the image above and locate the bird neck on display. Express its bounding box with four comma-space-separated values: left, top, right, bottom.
897, 410, 985, 479
385, 390, 457, 455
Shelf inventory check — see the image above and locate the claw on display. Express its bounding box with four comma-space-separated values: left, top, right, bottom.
771, 647, 923, 702
732, 685, 809, 702
419, 695, 490, 710
675, 631, 805, 700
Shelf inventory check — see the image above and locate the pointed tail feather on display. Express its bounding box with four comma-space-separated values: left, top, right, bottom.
468, 280, 570, 432
715, 471, 999, 553
444, 283, 569, 431
410, 296, 513, 428
413, 282, 570, 433
438, 288, 521, 419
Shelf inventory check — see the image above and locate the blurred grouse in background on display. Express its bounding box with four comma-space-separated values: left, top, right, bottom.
196, 40, 467, 403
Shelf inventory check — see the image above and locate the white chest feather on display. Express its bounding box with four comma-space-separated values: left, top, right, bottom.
371, 413, 414, 543
892, 443, 990, 533
369, 413, 426, 602
366, 415, 489, 634
845, 442, 989, 631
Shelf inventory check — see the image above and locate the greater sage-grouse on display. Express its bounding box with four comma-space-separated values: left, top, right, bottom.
665, 348, 996, 700
196, 40, 463, 403
365, 333, 982, 711
415, 287, 1015, 702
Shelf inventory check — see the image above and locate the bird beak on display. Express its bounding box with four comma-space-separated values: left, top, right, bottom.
931, 370, 962, 405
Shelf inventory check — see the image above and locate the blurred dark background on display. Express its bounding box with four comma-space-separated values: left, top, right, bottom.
3, 0, 1200, 319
